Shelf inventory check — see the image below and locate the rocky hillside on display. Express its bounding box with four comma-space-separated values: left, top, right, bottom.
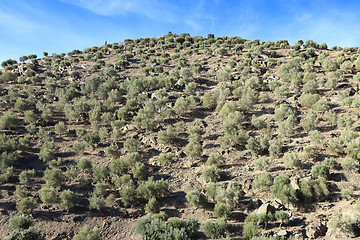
1, 33, 360, 239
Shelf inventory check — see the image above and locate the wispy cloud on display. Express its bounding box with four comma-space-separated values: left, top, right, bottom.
60, 0, 177, 21
59, 0, 216, 32
0, 9, 37, 35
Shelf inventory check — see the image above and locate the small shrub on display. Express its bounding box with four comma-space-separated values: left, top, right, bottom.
203, 165, 221, 182
341, 157, 360, 172
282, 152, 301, 169
78, 157, 92, 171
243, 223, 259, 240
184, 141, 202, 158
0, 111, 19, 130
217, 68, 231, 82
39, 141, 56, 162
157, 153, 173, 165
89, 197, 105, 211
255, 172, 274, 190
60, 190, 78, 211
203, 218, 227, 239
206, 153, 224, 166
15, 185, 28, 198
54, 122, 67, 135
254, 157, 270, 171
16, 197, 37, 214
311, 164, 330, 180
214, 203, 232, 219
83, 132, 100, 147
19, 169, 35, 185
186, 190, 207, 207
72, 225, 101, 240
299, 93, 320, 108
124, 138, 141, 153
132, 162, 149, 181
341, 186, 354, 200
39, 185, 57, 204
10, 215, 33, 230
271, 175, 298, 205
202, 93, 218, 109
275, 210, 290, 227
145, 197, 160, 214
44, 168, 63, 188
92, 165, 109, 183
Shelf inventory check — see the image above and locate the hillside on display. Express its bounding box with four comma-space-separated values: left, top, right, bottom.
1, 33, 360, 239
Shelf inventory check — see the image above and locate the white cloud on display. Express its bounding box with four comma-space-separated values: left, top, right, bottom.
60, 0, 177, 21
0, 10, 37, 34
60, 0, 215, 32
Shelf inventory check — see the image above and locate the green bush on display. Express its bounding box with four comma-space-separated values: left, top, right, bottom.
14, 98, 35, 112
92, 165, 109, 183
243, 223, 259, 240
54, 122, 67, 135
44, 168, 63, 188
39, 185, 57, 204
145, 197, 160, 214
132, 162, 149, 180
136, 177, 169, 201
0, 111, 19, 130
217, 68, 231, 82
327, 214, 359, 238
72, 225, 101, 240
246, 136, 269, 156
341, 157, 360, 172
203, 218, 227, 239
202, 93, 218, 109
60, 190, 78, 211
254, 172, 274, 190
16, 197, 37, 214
299, 177, 329, 202
19, 169, 35, 185
83, 132, 100, 147
311, 164, 330, 180
7, 229, 45, 240
214, 203, 232, 219
89, 197, 105, 211
275, 210, 290, 227
136, 215, 188, 240
184, 140, 202, 158
300, 110, 318, 131
39, 141, 56, 162
254, 156, 270, 171
270, 175, 298, 205
124, 138, 141, 153
186, 190, 207, 207
15, 185, 28, 198
158, 126, 175, 144
274, 104, 293, 122
206, 152, 224, 166
282, 152, 301, 169
10, 215, 34, 230
78, 157, 92, 171
299, 93, 320, 108
157, 153, 173, 165
203, 165, 221, 182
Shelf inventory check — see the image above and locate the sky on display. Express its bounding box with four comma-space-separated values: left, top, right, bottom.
1, 0, 360, 64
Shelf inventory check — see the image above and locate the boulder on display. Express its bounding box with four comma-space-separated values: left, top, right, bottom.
306, 223, 327, 239
256, 202, 276, 215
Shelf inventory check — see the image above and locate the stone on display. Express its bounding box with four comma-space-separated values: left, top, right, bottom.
306, 223, 327, 239
256, 202, 276, 215
277, 229, 288, 237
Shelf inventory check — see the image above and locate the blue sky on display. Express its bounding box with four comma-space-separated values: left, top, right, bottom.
1, 0, 360, 64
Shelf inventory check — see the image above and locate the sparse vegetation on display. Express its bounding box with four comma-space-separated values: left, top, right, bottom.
0, 33, 360, 239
